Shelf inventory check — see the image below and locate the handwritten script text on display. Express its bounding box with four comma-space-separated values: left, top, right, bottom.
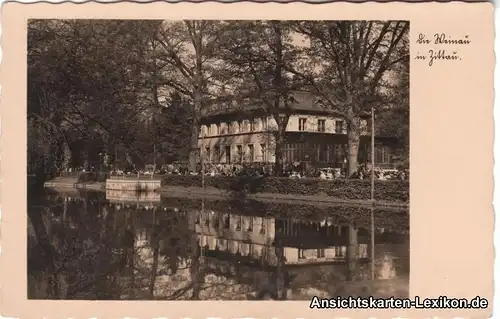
414, 33, 471, 66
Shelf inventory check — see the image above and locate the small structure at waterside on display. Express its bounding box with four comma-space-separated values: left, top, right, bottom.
106, 176, 162, 192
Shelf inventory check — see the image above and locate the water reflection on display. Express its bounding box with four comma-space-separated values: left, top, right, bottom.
28, 189, 409, 300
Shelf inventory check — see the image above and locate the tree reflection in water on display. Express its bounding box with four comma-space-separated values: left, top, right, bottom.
28, 189, 409, 300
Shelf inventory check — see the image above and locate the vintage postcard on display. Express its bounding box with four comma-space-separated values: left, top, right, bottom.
0, 1, 494, 318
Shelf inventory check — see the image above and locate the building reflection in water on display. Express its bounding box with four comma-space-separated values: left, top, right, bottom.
194, 210, 369, 266
27, 190, 409, 300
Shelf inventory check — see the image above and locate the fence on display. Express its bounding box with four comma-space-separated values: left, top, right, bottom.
108, 174, 165, 180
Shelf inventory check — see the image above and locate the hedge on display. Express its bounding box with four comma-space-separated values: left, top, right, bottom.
76, 172, 109, 183
162, 175, 409, 203
55, 171, 109, 183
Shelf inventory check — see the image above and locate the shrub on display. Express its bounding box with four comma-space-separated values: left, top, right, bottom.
162, 175, 409, 203
58, 172, 80, 178
76, 171, 109, 183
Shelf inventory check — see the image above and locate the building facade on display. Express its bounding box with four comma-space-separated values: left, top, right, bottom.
198, 93, 397, 169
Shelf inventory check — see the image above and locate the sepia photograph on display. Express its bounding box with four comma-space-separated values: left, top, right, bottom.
0, 0, 492, 317
27, 19, 410, 301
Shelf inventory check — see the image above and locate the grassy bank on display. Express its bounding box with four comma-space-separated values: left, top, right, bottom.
157, 185, 408, 209
161, 175, 409, 204
58, 171, 109, 183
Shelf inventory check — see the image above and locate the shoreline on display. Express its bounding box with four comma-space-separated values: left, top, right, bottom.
158, 185, 409, 209
43, 181, 105, 190
42, 181, 408, 209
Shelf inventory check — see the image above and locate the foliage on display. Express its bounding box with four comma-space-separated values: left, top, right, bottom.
29, 20, 145, 174
28, 20, 194, 180
145, 21, 226, 172
162, 175, 409, 203
376, 62, 409, 165
288, 21, 410, 175
217, 21, 302, 175
156, 93, 194, 163
76, 172, 109, 183
29, 20, 409, 180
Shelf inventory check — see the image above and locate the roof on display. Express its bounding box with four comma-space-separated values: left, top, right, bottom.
201, 91, 342, 121
200, 91, 377, 123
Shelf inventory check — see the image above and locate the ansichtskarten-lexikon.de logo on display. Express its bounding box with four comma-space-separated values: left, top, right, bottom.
309, 296, 489, 309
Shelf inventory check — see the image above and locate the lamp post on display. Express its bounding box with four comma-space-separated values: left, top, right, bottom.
371, 107, 375, 201
201, 130, 205, 192
200, 130, 206, 272
370, 106, 375, 280
152, 144, 156, 180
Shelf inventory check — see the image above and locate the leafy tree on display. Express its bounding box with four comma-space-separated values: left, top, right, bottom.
217, 21, 301, 175
376, 61, 409, 167
289, 21, 409, 175
28, 19, 409, 178
28, 20, 176, 175
158, 92, 193, 163
146, 21, 224, 172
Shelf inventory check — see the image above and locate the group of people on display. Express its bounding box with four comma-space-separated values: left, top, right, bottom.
64, 161, 408, 181
165, 163, 274, 177
161, 162, 409, 181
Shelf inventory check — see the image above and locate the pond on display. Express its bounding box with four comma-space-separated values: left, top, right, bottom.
27, 188, 409, 300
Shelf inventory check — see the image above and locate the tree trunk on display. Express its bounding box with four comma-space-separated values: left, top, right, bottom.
189, 25, 204, 174
346, 224, 358, 281
63, 198, 68, 223
149, 211, 159, 298
130, 226, 136, 299
271, 22, 286, 177
347, 117, 361, 177
188, 116, 200, 174
125, 152, 133, 171
28, 208, 60, 298
274, 132, 285, 176
106, 136, 116, 169
190, 238, 203, 300
274, 241, 286, 300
